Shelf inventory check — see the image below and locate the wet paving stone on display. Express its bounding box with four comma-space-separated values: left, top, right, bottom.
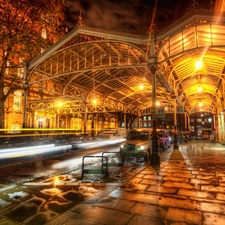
96, 197, 135, 212
201, 185, 225, 192
197, 201, 225, 214
129, 202, 167, 218
1, 141, 225, 224
165, 208, 202, 224
146, 185, 178, 194
75, 205, 134, 225
178, 188, 215, 199
162, 181, 200, 190
203, 212, 225, 225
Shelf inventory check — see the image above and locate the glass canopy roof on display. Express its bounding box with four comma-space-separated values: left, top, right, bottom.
27, 10, 225, 116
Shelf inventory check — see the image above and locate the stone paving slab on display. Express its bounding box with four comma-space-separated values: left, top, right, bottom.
1, 141, 225, 225
178, 188, 215, 199
162, 181, 200, 190
139, 178, 160, 185
95, 197, 135, 212
201, 185, 225, 192
163, 176, 189, 183
74, 206, 134, 225
203, 212, 225, 225
127, 214, 165, 225
165, 208, 202, 224
147, 184, 178, 193
197, 201, 225, 214
129, 202, 167, 218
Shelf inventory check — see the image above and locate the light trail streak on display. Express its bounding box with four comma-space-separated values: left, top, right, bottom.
0, 145, 72, 159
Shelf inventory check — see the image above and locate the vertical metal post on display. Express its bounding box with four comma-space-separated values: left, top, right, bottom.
173, 97, 179, 149
22, 62, 28, 129
150, 65, 160, 165
124, 113, 126, 129
83, 101, 87, 133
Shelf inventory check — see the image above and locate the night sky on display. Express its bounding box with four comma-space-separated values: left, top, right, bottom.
65, 0, 212, 35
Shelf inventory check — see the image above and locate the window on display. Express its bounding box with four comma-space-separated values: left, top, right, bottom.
13, 91, 22, 113
18, 57, 24, 78
42, 29, 47, 39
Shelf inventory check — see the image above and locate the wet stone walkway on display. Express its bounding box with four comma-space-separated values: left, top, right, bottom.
0, 141, 225, 225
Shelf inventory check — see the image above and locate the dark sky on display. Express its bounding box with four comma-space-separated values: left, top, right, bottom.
65, 0, 212, 35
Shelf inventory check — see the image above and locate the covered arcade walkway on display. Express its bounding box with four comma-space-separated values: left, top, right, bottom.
23, 2, 225, 143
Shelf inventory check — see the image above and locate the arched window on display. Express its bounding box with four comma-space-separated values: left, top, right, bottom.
13, 91, 22, 113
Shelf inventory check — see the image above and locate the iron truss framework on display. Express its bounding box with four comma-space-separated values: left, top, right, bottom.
26, 10, 225, 117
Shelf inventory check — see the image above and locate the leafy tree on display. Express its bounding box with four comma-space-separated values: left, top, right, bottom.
0, 0, 66, 129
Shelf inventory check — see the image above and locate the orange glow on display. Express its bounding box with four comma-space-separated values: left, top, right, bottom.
93, 99, 97, 104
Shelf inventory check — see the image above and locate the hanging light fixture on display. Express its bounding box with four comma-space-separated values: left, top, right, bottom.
197, 85, 202, 93
139, 84, 144, 90
195, 60, 202, 70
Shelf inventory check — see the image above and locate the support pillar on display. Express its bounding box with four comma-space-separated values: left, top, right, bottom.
83, 101, 87, 133
173, 97, 179, 149
22, 62, 28, 129
123, 113, 126, 129
150, 64, 160, 165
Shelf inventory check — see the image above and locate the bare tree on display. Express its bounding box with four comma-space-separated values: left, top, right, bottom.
0, 0, 66, 129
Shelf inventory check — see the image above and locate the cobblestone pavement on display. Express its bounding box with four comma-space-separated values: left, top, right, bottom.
0, 140, 225, 225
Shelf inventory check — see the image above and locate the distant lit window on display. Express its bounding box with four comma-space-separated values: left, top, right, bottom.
42, 29, 47, 39
143, 116, 147, 121
148, 116, 151, 120
13, 91, 22, 112
197, 118, 202, 122
208, 118, 212, 122
12, 124, 20, 133
143, 122, 147, 127
18, 67, 24, 78
148, 122, 151, 127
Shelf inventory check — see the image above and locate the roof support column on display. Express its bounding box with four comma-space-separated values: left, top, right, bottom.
83, 101, 87, 133
149, 26, 160, 166
150, 64, 160, 165
173, 97, 179, 149
22, 62, 28, 128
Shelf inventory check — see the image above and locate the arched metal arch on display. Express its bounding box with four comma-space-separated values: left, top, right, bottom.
27, 40, 156, 114
156, 21, 225, 113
